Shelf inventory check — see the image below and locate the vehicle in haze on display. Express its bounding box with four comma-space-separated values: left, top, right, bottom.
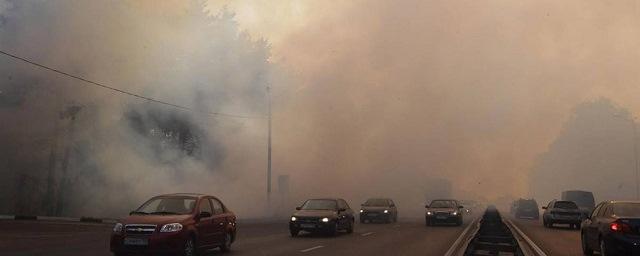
542, 200, 582, 229
110, 193, 236, 256
562, 190, 595, 217
514, 198, 539, 219
581, 201, 640, 255
425, 199, 464, 226
289, 198, 355, 237
359, 198, 398, 223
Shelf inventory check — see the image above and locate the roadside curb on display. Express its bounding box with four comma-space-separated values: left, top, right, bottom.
0, 215, 119, 224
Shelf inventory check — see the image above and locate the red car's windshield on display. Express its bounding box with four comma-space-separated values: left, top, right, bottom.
135, 197, 197, 215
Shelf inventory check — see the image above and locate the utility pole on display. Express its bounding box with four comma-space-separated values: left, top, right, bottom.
267, 86, 272, 204
632, 120, 639, 200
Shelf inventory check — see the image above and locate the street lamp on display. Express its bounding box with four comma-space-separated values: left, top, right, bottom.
612, 113, 639, 200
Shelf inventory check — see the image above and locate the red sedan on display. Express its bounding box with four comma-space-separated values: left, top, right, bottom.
110, 193, 236, 256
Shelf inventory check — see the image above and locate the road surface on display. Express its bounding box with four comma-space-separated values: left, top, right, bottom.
0, 218, 473, 256
509, 217, 583, 256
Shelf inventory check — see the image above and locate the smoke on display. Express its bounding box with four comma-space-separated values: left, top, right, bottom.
530, 99, 639, 204
237, 0, 640, 213
1, 0, 639, 219
0, 0, 275, 217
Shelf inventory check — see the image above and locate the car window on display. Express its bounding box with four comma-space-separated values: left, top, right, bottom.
613, 203, 640, 216
301, 199, 337, 210
602, 205, 613, 217
136, 197, 197, 215
338, 199, 348, 209
518, 200, 537, 209
200, 198, 213, 214
430, 200, 455, 208
210, 198, 224, 215
554, 201, 578, 209
547, 201, 554, 208
591, 203, 604, 218
343, 200, 351, 209
364, 199, 388, 207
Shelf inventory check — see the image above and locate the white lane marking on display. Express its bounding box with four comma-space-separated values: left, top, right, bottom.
505, 219, 548, 256
300, 245, 324, 253
361, 232, 374, 237
443, 217, 480, 256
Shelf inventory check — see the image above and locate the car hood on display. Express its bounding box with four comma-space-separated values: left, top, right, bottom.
122, 214, 193, 225
361, 206, 389, 211
292, 210, 338, 218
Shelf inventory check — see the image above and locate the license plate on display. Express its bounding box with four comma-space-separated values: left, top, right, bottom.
300, 224, 315, 228
368, 213, 378, 217
436, 216, 447, 220
124, 237, 148, 246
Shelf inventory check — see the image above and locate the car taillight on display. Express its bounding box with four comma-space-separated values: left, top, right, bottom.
610, 221, 632, 233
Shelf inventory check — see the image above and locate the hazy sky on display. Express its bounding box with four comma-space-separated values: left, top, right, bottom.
1, 0, 639, 217
208, 0, 640, 201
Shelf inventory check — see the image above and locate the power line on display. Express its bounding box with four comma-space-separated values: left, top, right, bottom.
0, 49, 266, 120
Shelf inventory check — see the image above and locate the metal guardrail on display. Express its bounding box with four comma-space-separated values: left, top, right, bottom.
446, 207, 548, 256
504, 218, 548, 256
444, 216, 481, 256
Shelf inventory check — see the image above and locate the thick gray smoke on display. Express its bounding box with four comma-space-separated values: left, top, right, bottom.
0, 0, 275, 218
530, 99, 639, 204
1, 0, 639, 220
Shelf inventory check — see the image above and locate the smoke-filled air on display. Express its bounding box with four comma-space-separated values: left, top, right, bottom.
1, 0, 639, 220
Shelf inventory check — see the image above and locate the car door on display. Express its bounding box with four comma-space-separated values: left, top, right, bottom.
196, 198, 216, 248
343, 200, 354, 224
585, 203, 605, 248
389, 199, 397, 218
337, 199, 351, 228
544, 201, 554, 219
599, 204, 615, 237
210, 198, 227, 244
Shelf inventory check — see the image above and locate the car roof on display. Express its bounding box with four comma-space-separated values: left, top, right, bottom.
157, 193, 209, 198
553, 200, 577, 204
608, 201, 640, 204
307, 198, 341, 201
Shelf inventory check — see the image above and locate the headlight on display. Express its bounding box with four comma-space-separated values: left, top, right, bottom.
291, 216, 297, 222
360, 209, 364, 213
321, 217, 330, 223
160, 223, 183, 233
427, 211, 433, 215
113, 223, 123, 233
452, 211, 458, 216
384, 210, 389, 214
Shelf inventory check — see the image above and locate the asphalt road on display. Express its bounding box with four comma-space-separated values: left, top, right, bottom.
0, 217, 474, 256
509, 217, 583, 256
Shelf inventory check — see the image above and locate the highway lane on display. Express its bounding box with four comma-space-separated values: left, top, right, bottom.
509, 217, 583, 256
0, 216, 475, 256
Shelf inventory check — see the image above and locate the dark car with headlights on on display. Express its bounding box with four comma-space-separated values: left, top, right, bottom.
543, 200, 582, 229
581, 201, 640, 255
289, 198, 355, 236
515, 198, 539, 220
425, 199, 464, 226
110, 193, 236, 256
359, 198, 398, 223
